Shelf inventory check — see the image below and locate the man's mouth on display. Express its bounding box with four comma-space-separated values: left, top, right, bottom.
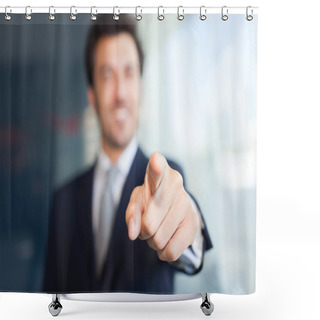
114, 108, 128, 121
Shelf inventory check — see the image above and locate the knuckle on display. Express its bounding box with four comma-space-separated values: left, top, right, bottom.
141, 218, 156, 238
167, 249, 179, 262
157, 250, 164, 261
158, 246, 179, 262
152, 234, 165, 251
146, 238, 155, 250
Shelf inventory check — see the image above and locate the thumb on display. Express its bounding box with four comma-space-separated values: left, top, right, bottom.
126, 186, 143, 241
146, 152, 166, 195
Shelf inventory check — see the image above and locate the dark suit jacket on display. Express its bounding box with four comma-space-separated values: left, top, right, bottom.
43, 147, 212, 294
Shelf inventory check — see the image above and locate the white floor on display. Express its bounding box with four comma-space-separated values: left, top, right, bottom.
1, 240, 319, 320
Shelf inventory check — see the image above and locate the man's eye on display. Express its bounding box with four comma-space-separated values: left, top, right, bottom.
125, 67, 135, 78
103, 70, 113, 80
99, 67, 113, 80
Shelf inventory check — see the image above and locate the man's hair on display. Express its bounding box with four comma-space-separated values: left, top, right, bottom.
85, 14, 144, 87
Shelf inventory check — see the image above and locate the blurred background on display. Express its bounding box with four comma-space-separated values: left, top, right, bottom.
0, 13, 256, 294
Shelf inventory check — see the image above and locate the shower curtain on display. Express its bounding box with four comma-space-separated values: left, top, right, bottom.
0, 8, 257, 295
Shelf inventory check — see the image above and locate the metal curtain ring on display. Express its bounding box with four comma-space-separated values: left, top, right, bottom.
158, 6, 164, 21
49, 6, 55, 21
246, 6, 253, 21
70, 6, 77, 21
5, 6, 12, 21
221, 6, 228, 21
113, 6, 120, 21
200, 6, 207, 21
135, 6, 142, 21
177, 6, 184, 21
25, 6, 32, 20
90, 6, 97, 21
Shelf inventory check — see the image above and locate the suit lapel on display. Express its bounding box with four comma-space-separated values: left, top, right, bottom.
75, 165, 97, 289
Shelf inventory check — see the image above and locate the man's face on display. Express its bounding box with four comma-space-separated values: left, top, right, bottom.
88, 32, 141, 151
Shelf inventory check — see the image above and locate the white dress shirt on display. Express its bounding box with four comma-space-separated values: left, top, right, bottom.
92, 137, 203, 273
93, 137, 138, 237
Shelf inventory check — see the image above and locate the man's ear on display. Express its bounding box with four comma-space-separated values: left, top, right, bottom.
87, 86, 96, 111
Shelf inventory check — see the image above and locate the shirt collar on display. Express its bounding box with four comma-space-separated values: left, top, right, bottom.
96, 136, 138, 177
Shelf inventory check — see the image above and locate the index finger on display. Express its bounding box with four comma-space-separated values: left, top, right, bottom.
145, 152, 166, 196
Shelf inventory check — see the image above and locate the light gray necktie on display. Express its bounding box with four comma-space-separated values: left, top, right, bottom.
95, 165, 118, 276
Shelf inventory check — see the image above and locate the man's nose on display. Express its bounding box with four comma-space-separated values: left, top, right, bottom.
115, 75, 127, 102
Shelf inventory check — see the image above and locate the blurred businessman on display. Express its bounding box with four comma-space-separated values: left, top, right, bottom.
44, 15, 212, 294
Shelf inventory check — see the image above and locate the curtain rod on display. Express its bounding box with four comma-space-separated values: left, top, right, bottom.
0, 6, 258, 16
